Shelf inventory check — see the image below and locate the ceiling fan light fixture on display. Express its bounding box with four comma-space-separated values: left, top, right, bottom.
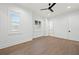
67, 6, 71, 9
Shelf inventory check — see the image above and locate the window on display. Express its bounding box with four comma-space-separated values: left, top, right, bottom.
9, 10, 21, 33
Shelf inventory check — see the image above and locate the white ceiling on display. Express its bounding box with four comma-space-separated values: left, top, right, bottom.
17, 3, 79, 18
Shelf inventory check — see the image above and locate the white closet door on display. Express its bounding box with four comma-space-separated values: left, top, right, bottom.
69, 12, 79, 41
54, 16, 68, 39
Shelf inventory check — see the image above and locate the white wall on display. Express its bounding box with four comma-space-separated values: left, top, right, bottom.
49, 14, 68, 38
68, 11, 79, 41
0, 4, 33, 49
49, 10, 79, 41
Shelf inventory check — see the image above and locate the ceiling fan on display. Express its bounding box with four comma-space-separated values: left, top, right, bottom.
40, 3, 56, 12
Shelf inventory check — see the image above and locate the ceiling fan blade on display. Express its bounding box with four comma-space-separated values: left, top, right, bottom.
40, 3, 56, 12
49, 9, 54, 12
49, 3, 56, 8
40, 8, 48, 10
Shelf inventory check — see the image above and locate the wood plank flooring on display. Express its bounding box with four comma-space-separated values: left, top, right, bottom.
0, 36, 79, 55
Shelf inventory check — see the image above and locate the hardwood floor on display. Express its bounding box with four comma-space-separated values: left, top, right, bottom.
0, 36, 79, 55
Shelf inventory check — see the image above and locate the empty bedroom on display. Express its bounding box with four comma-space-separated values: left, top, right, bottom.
0, 3, 79, 55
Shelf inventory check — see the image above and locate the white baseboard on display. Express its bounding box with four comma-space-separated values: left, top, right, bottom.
49, 34, 79, 42
0, 38, 32, 49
